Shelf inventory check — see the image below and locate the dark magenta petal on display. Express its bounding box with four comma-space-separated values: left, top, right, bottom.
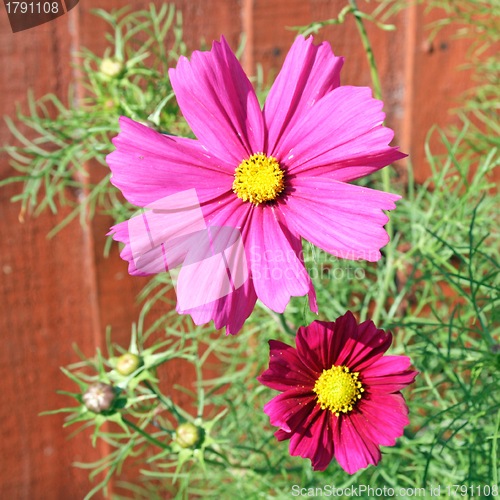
295, 313, 359, 373
358, 394, 410, 433
275, 428, 292, 442
362, 355, 412, 376
335, 317, 393, 371
263, 389, 317, 431
295, 321, 336, 373
361, 355, 418, 393
260, 311, 417, 473
334, 414, 381, 474
349, 409, 397, 447
363, 371, 418, 395
257, 340, 317, 391
288, 407, 337, 472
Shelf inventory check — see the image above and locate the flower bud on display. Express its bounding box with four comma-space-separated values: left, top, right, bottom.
104, 99, 115, 110
99, 58, 124, 78
116, 352, 141, 376
83, 382, 115, 413
174, 422, 200, 448
492, 344, 500, 354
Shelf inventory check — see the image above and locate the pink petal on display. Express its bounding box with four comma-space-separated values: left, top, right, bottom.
246, 206, 314, 312
180, 277, 257, 336
274, 85, 405, 181
107, 116, 233, 207
362, 355, 412, 376
335, 318, 392, 371
168, 37, 264, 165
280, 177, 400, 262
176, 195, 256, 335
349, 409, 398, 447
295, 320, 343, 374
263, 35, 344, 156
257, 340, 317, 392
363, 374, 418, 395
284, 220, 318, 313
263, 389, 317, 431
108, 190, 243, 276
357, 393, 410, 437
288, 407, 336, 471
287, 126, 406, 182
275, 428, 292, 441
334, 414, 381, 474
361, 355, 418, 393
175, 244, 233, 309
107, 219, 150, 277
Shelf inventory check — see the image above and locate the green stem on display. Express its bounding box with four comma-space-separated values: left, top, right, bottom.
143, 380, 186, 423
492, 408, 500, 485
122, 417, 170, 449
349, 0, 382, 101
279, 313, 295, 337
349, 0, 394, 325
194, 339, 205, 419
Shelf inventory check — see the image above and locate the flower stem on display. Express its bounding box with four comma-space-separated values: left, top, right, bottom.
349, 0, 394, 325
122, 417, 170, 449
279, 312, 295, 337
492, 408, 500, 485
143, 380, 186, 423
349, 0, 382, 101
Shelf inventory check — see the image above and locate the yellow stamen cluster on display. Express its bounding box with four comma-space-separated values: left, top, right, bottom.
313, 365, 364, 417
233, 153, 285, 205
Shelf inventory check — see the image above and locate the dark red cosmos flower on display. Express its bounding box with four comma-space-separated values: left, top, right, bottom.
257, 311, 418, 473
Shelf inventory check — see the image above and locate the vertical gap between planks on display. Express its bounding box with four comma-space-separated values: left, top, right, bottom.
67, 2, 102, 378
402, 1, 418, 161
241, 0, 254, 77
67, 6, 112, 496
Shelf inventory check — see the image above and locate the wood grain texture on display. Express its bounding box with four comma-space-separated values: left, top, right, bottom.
404, 4, 477, 183
0, 7, 108, 500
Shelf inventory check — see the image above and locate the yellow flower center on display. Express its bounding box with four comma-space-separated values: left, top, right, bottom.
313, 365, 364, 417
233, 153, 285, 205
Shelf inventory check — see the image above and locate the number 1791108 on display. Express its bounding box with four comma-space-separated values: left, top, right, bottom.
5, 2, 59, 14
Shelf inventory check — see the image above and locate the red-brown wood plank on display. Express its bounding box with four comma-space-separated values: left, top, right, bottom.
404, 4, 479, 183
0, 9, 107, 498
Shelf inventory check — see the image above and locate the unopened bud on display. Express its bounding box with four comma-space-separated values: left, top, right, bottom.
104, 99, 115, 110
116, 352, 141, 376
83, 382, 115, 413
174, 422, 200, 448
100, 58, 124, 78
491, 344, 500, 354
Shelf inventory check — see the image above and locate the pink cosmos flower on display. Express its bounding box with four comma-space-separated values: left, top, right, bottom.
107, 35, 405, 335
257, 311, 418, 473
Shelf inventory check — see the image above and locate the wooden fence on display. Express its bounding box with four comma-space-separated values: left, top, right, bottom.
0, 0, 480, 497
